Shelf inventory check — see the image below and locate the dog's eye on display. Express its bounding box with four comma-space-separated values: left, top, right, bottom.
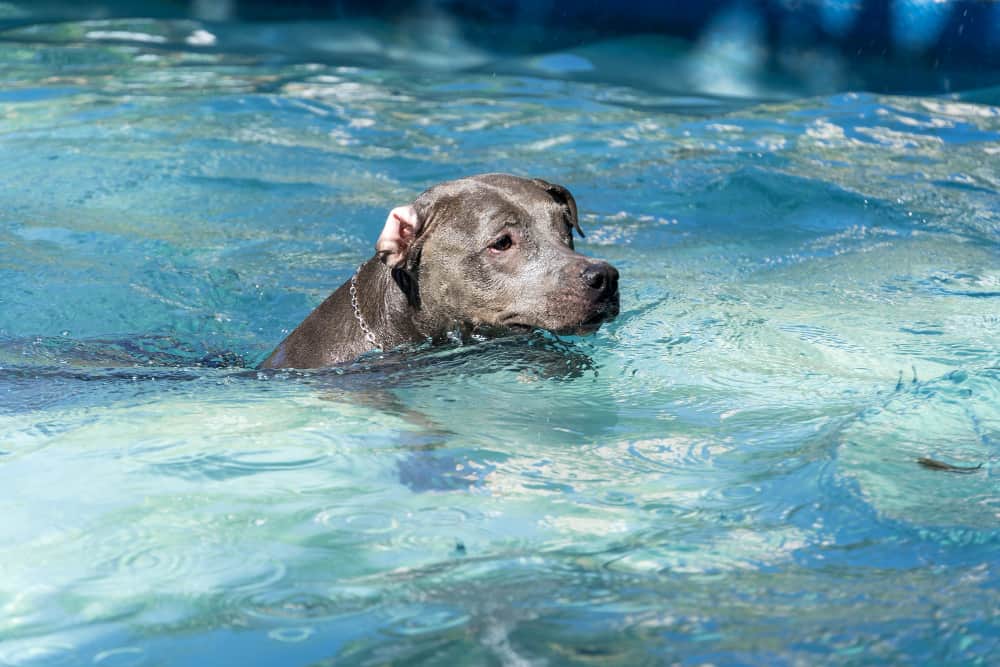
489, 234, 513, 252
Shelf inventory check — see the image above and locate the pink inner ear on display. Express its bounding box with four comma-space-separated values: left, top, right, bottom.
375, 205, 420, 268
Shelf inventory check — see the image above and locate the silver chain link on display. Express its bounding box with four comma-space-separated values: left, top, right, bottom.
349, 266, 380, 349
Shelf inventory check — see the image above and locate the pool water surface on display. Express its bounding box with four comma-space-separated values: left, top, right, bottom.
1, 16, 998, 666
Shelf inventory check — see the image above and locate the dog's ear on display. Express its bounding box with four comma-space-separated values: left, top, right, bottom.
375, 205, 422, 268
532, 179, 584, 238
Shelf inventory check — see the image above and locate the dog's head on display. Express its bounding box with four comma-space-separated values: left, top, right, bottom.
375, 173, 619, 337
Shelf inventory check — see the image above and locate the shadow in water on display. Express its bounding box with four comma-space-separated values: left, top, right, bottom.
1, 331, 606, 493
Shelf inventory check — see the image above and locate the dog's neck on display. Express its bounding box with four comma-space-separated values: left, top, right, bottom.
349, 264, 380, 348
348, 257, 424, 353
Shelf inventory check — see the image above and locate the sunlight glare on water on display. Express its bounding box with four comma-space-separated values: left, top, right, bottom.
0, 15, 998, 666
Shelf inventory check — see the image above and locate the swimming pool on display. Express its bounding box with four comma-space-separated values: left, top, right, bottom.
1, 14, 998, 666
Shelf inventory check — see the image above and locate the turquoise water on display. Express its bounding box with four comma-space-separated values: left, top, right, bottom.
2, 17, 999, 666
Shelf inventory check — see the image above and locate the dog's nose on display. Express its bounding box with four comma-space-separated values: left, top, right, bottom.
581, 262, 619, 299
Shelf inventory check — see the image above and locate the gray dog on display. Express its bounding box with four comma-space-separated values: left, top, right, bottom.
259, 173, 620, 369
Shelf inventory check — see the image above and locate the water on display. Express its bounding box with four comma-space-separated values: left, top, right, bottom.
1, 17, 999, 666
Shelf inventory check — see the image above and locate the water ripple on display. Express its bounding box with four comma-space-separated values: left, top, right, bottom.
92, 647, 147, 667
380, 604, 471, 637
834, 368, 999, 533
0, 644, 79, 667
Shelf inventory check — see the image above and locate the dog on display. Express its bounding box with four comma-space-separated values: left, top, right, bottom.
259, 174, 619, 369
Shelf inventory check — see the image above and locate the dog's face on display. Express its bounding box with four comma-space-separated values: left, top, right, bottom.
377, 174, 619, 338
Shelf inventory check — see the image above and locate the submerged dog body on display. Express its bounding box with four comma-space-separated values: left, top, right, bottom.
260, 174, 619, 369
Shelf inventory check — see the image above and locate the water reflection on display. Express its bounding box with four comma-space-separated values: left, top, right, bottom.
4, 1, 999, 97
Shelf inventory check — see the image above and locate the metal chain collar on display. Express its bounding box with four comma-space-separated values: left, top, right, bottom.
349, 265, 380, 349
